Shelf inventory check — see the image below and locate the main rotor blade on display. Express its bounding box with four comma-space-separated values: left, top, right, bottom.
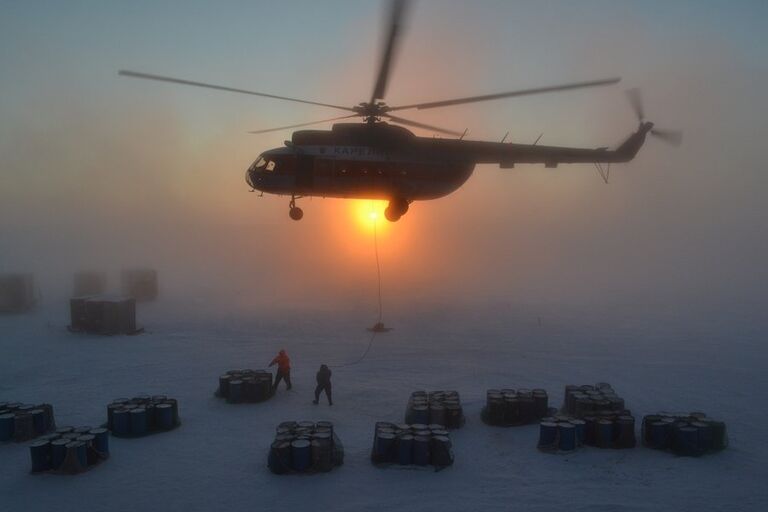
388, 77, 622, 112
651, 128, 683, 147
626, 88, 645, 122
118, 70, 356, 112
384, 114, 462, 136
248, 114, 360, 134
370, 0, 410, 103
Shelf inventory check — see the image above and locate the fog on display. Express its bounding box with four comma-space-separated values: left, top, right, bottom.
1, 0, 767, 321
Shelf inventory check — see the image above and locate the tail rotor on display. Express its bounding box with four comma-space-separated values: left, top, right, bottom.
626, 88, 682, 147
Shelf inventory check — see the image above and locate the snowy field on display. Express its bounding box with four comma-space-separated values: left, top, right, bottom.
1, 298, 767, 511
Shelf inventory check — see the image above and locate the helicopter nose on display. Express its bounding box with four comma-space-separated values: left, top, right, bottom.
245, 168, 261, 189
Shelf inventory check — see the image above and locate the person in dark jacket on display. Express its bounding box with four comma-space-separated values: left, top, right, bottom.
313, 364, 332, 405
269, 349, 292, 391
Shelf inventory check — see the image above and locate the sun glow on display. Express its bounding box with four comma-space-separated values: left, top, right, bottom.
351, 199, 388, 233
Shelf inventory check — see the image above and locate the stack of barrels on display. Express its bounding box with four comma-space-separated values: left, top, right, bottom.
0, 402, 56, 443
28, 426, 109, 474
562, 383, 627, 417
106, 395, 180, 437
268, 421, 343, 474
538, 412, 637, 452
483, 388, 550, 426
217, 369, 274, 403
405, 391, 464, 429
642, 412, 727, 456
371, 422, 454, 469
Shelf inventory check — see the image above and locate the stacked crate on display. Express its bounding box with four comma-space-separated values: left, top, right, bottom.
642, 412, 727, 456
371, 422, 454, 470
405, 391, 464, 429
216, 369, 274, 403
268, 421, 344, 474
0, 274, 35, 313
0, 402, 56, 442
29, 426, 109, 474
69, 295, 139, 335
106, 395, 180, 437
482, 388, 551, 426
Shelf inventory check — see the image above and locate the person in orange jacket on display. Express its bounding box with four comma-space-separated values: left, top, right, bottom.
269, 349, 292, 391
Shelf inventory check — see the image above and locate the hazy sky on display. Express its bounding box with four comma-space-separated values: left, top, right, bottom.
1, 1, 766, 314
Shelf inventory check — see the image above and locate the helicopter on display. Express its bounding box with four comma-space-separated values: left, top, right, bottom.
119, 0, 680, 222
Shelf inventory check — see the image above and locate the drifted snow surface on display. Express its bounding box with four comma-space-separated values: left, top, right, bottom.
1, 299, 766, 511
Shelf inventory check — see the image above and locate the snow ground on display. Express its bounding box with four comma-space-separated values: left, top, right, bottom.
1, 298, 766, 511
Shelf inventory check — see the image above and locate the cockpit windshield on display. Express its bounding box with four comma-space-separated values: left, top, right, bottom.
249, 156, 276, 172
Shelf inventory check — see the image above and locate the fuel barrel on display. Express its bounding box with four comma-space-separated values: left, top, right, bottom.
51, 438, 69, 469
0, 413, 14, 441
227, 380, 243, 403
112, 409, 130, 436
558, 423, 576, 451
397, 435, 414, 465
291, 439, 312, 471
129, 408, 148, 436
90, 428, 109, 454
155, 403, 174, 430
29, 439, 51, 472
413, 436, 431, 466
538, 421, 558, 448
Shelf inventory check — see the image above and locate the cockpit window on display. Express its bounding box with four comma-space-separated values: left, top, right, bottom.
250, 157, 267, 172
265, 160, 276, 171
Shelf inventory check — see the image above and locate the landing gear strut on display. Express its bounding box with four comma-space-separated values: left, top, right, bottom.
288, 195, 303, 221
385, 198, 409, 222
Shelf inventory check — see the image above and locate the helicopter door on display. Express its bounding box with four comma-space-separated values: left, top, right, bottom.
296, 155, 314, 190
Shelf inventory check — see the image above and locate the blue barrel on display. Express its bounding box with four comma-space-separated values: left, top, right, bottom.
77, 434, 97, 465
56, 426, 74, 435
673, 426, 698, 456
410, 405, 429, 425
228, 380, 243, 403
397, 435, 414, 465
29, 439, 51, 472
65, 441, 87, 470
413, 436, 431, 466
650, 421, 670, 449
558, 423, 577, 451
29, 409, 47, 435
155, 403, 174, 430
144, 404, 156, 431
166, 398, 179, 425
73, 426, 92, 435
218, 375, 231, 397
89, 428, 109, 454
51, 438, 69, 469
570, 419, 586, 445
538, 421, 558, 447
428, 405, 446, 426
111, 409, 128, 435
692, 421, 713, 452
0, 413, 14, 441
597, 420, 615, 448
375, 432, 395, 462
268, 441, 292, 474
291, 439, 312, 471
130, 408, 147, 436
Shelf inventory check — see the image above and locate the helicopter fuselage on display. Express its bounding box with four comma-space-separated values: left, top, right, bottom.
246, 123, 475, 202
245, 121, 651, 213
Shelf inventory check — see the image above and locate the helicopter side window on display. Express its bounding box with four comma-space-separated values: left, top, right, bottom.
265, 160, 276, 172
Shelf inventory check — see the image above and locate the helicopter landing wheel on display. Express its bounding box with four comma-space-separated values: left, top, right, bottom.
384, 206, 401, 222
289, 206, 304, 221
385, 198, 409, 222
